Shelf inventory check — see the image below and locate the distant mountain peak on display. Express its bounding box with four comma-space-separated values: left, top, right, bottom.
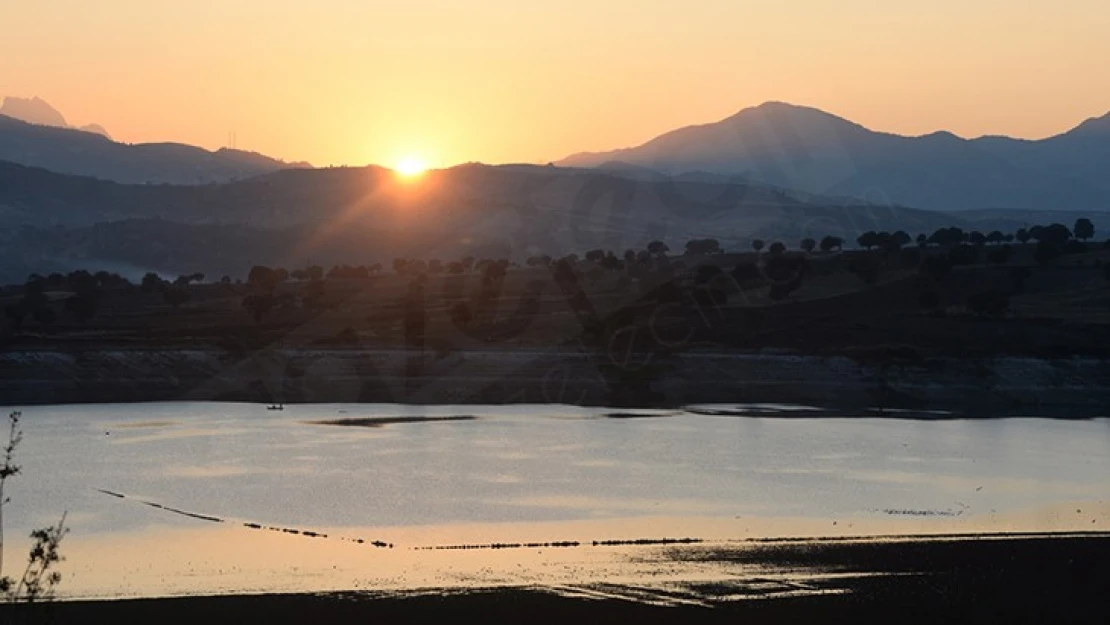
557, 101, 1110, 211
0, 95, 112, 138
727, 101, 859, 125
78, 123, 112, 139
1, 96, 68, 127
919, 130, 963, 141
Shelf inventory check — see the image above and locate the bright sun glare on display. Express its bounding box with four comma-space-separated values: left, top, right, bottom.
395, 157, 427, 178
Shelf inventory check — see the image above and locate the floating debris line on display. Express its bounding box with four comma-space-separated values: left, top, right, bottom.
412, 537, 703, 551
96, 489, 708, 553
95, 488, 393, 548
873, 508, 964, 518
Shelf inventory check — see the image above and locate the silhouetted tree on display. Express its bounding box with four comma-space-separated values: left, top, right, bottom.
800, 238, 816, 253
986, 231, 1006, 245
889, 231, 912, 251
585, 249, 605, 263
1074, 218, 1094, 241
481, 259, 509, 285
768, 241, 786, 256
247, 266, 278, 290
66, 270, 97, 293
819, 236, 843, 252
916, 233, 928, 248
393, 258, 407, 274
684, 238, 722, 255
1015, 228, 1031, 244
856, 231, 879, 250
141, 273, 164, 292
647, 241, 669, 256
968, 231, 987, 246
600, 252, 623, 271
1031, 223, 1072, 244
928, 227, 965, 247
94, 271, 130, 289
751, 239, 765, 253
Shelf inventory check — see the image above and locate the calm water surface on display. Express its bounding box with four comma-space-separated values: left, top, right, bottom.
7, 402, 1108, 537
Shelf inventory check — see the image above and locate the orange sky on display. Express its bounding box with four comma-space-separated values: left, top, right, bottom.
2, 1, 1108, 169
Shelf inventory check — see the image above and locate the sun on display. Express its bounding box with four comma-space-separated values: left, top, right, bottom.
395, 156, 427, 179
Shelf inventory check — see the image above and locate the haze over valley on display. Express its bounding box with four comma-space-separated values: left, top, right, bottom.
0, 97, 1106, 281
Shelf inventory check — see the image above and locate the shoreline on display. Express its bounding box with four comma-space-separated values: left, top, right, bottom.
2, 347, 1109, 417
11, 532, 1109, 624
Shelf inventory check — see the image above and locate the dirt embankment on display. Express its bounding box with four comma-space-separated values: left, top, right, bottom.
2, 347, 1108, 416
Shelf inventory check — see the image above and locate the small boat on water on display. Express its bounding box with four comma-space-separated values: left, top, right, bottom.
267, 403, 285, 411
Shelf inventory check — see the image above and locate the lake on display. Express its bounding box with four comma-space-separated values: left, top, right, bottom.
3, 402, 1108, 599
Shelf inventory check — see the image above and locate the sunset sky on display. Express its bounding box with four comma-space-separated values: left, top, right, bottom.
2, 1, 1108, 169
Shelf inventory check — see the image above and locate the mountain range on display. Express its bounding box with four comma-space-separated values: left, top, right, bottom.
0, 98, 1106, 281
0, 97, 309, 184
3, 97, 1107, 211
559, 102, 1110, 212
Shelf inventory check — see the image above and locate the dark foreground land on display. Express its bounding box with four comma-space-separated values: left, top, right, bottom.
4, 241, 1110, 413
11, 533, 1110, 624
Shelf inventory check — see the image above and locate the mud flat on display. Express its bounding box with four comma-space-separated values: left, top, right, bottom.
12, 533, 1110, 625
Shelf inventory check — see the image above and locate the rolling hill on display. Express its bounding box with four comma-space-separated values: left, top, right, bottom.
1, 159, 1089, 284
0, 112, 309, 184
